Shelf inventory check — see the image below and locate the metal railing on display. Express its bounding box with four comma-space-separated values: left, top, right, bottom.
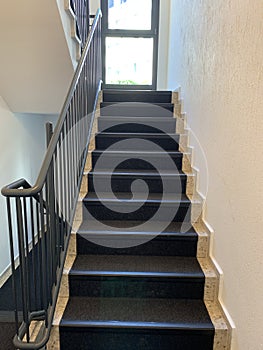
1, 9, 102, 349
71, 0, 90, 47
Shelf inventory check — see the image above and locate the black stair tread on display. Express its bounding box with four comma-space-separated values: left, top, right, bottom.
98, 119, 176, 134
88, 169, 186, 176
84, 192, 190, 203
99, 116, 174, 121
78, 220, 197, 236
103, 90, 172, 94
96, 132, 179, 137
84, 192, 190, 202
101, 102, 174, 108
101, 101, 174, 105
100, 103, 173, 117
60, 297, 213, 330
92, 149, 182, 155
70, 255, 204, 278
103, 90, 172, 103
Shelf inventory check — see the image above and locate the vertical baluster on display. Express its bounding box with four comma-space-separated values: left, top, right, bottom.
79, 73, 84, 172
63, 121, 69, 236
54, 146, 61, 275
83, 59, 88, 120
82, 61, 87, 166
65, 115, 70, 233
88, 48, 92, 115
53, 148, 58, 283
6, 198, 19, 334
82, 60, 87, 155
60, 129, 66, 251
91, 32, 95, 107
30, 197, 37, 310
16, 197, 30, 342
86, 56, 90, 139
46, 123, 57, 291
22, 198, 32, 315
73, 93, 78, 203
35, 201, 43, 310
87, 0, 89, 38
69, 105, 74, 212
44, 170, 52, 306
50, 160, 56, 299
67, 110, 72, 214
39, 192, 48, 325
72, 92, 77, 195
76, 88, 80, 190
47, 165, 53, 304
75, 86, 80, 182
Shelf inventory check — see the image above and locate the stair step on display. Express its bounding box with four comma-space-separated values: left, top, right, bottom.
77, 220, 198, 257
69, 255, 204, 299
103, 90, 172, 103
88, 170, 187, 193
91, 150, 183, 170
95, 132, 180, 151
98, 116, 176, 133
100, 102, 174, 118
59, 297, 214, 350
82, 193, 191, 222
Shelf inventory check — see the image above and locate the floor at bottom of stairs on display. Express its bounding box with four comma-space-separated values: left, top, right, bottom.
0, 321, 17, 350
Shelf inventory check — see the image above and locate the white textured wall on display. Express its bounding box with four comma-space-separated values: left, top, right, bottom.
0, 0, 74, 114
157, 0, 171, 89
167, 1, 263, 349
90, 0, 100, 14
0, 96, 57, 276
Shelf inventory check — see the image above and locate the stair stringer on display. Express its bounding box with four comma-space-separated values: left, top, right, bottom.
172, 89, 233, 350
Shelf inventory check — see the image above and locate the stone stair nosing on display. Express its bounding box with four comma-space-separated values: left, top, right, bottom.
46, 90, 232, 350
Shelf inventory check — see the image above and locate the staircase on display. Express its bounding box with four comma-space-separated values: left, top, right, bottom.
57, 90, 223, 349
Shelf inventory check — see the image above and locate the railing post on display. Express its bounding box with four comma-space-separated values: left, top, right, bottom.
86, 0, 90, 40
46, 122, 53, 148
45, 122, 57, 297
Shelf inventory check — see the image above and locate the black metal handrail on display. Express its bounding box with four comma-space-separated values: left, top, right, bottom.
1, 9, 102, 349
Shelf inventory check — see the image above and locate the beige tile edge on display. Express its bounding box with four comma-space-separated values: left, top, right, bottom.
46, 325, 60, 350
46, 133, 83, 343
192, 199, 232, 349
23, 320, 45, 343
46, 240, 77, 349
198, 257, 218, 302
174, 86, 233, 349
205, 301, 232, 350
192, 191, 233, 348
46, 294, 70, 349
